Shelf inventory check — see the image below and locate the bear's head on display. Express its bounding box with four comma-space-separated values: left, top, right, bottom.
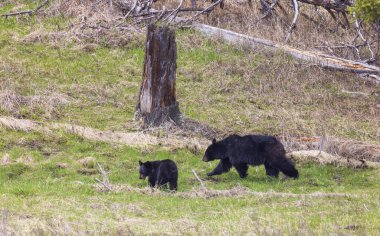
203, 138, 223, 162
139, 160, 152, 179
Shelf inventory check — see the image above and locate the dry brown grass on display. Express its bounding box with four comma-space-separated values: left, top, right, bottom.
0, 116, 209, 149
0, 86, 70, 119
9, 0, 143, 47
326, 138, 380, 162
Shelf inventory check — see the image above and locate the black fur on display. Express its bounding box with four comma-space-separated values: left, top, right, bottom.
139, 159, 178, 191
203, 135, 299, 179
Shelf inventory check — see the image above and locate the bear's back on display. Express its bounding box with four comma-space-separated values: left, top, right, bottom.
225, 134, 278, 146
157, 159, 178, 175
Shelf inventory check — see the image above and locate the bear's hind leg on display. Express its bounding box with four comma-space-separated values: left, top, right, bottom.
264, 162, 279, 178
169, 180, 177, 191
207, 159, 232, 176
234, 164, 249, 178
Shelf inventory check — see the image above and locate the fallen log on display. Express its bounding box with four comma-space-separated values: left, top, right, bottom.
288, 150, 380, 169
188, 21, 380, 75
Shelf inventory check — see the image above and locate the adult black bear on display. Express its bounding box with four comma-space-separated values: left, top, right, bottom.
203, 135, 299, 179
139, 159, 178, 191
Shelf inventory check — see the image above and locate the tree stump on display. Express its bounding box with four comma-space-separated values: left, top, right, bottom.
136, 24, 181, 127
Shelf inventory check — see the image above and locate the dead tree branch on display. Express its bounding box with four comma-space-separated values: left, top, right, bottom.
354, 19, 375, 63
260, 0, 279, 20
95, 163, 112, 191
297, 0, 353, 13
163, 0, 185, 22
123, 0, 138, 20
179, 0, 224, 24
192, 169, 207, 190
285, 0, 299, 42
2, 0, 49, 17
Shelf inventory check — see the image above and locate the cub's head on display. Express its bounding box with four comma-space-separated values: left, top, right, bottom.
203, 138, 219, 162
138, 161, 152, 179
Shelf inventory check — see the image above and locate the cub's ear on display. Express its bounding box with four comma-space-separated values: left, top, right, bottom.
139, 160, 143, 165
212, 138, 216, 144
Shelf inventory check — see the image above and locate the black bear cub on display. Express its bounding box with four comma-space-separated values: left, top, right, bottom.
203, 134, 299, 179
139, 159, 178, 191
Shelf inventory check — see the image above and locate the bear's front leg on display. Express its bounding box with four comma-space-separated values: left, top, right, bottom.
264, 162, 279, 178
234, 163, 249, 178
207, 159, 232, 176
148, 176, 156, 187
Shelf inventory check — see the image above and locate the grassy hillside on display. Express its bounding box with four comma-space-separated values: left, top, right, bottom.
0, 1, 380, 235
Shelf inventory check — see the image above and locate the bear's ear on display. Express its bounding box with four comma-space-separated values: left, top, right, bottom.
212, 138, 216, 144
139, 160, 143, 165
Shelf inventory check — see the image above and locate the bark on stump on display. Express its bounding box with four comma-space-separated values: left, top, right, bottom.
136, 24, 181, 127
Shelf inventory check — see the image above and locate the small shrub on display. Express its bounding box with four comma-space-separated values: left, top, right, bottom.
350, 0, 380, 23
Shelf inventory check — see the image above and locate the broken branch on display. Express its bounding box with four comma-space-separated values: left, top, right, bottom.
285, 0, 299, 42
2, 0, 49, 17
95, 163, 112, 191
192, 169, 207, 190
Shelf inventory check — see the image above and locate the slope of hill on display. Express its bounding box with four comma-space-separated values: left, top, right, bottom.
0, 1, 379, 234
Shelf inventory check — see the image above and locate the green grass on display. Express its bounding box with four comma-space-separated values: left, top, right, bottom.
0, 3, 380, 234
0, 129, 380, 234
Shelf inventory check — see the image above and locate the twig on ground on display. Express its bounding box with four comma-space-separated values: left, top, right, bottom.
2, 0, 49, 17
341, 90, 369, 97
95, 178, 113, 191
192, 169, 207, 190
95, 163, 112, 191
368, 74, 380, 82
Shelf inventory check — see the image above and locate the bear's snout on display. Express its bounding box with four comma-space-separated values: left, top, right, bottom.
139, 174, 146, 179
202, 155, 209, 162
